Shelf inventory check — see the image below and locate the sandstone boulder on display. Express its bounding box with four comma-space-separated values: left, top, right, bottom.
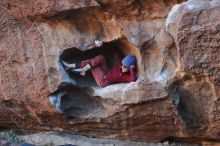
1, 0, 220, 143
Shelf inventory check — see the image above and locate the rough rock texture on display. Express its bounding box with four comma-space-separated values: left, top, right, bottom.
0, 131, 198, 146
20, 131, 197, 146
166, 0, 220, 140
0, 0, 220, 144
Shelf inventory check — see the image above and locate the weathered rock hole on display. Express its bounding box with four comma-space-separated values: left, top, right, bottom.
49, 83, 105, 118
169, 88, 201, 130
168, 74, 210, 132
176, 90, 202, 129
59, 37, 140, 87
49, 37, 140, 117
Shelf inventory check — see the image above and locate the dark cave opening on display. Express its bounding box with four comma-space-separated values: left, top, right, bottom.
168, 75, 209, 133
49, 83, 103, 118
59, 37, 139, 87
49, 37, 140, 117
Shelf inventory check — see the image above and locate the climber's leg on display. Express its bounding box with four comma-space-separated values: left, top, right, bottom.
90, 55, 108, 73
65, 55, 110, 87
85, 55, 109, 87
62, 61, 81, 69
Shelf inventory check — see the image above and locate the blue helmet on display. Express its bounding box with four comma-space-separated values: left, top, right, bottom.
122, 55, 137, 68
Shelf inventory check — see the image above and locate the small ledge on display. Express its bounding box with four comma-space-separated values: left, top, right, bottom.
92, 79, 167, 105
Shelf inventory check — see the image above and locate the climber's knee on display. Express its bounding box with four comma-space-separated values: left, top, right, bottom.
91, 55, 106, 67
81, 59, 91, 68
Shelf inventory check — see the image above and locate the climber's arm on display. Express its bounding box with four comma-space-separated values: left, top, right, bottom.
128, 65, 136, 82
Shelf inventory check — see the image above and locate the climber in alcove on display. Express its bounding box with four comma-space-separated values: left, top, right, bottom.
62, 53, 137, 88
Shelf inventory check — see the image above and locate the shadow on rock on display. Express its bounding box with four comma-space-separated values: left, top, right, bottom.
48, 83, 104, 118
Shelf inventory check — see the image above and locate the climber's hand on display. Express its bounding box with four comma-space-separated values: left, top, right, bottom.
130, 65, 135, 69
80, 72, 86, 76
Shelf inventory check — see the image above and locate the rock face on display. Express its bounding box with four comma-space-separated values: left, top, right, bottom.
0, 0, 220, 143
